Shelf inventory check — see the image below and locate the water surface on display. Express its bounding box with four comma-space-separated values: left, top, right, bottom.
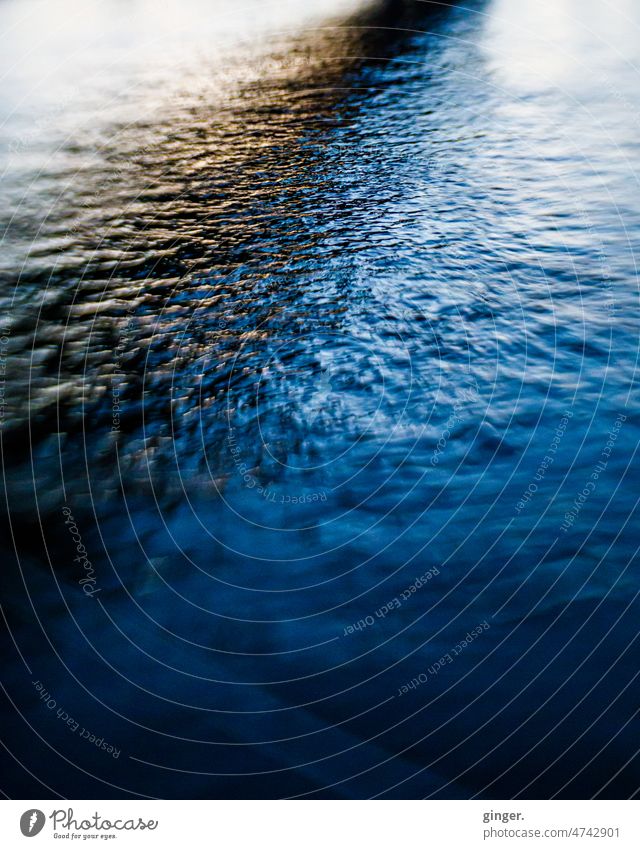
1, 0, 640, 799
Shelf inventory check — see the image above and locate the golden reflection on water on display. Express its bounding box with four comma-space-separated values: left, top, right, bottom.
2, 0, 458, 505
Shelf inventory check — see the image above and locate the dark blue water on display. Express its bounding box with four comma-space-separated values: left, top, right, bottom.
1, 0, 640, 798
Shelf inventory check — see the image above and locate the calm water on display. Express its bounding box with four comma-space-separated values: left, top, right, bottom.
1, 0, 640, 798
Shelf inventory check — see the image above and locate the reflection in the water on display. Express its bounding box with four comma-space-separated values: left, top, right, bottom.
3, 0, 477, 509
1, 0, 640, 799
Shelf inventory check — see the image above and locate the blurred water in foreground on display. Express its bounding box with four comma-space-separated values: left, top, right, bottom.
1, 0, 640, 798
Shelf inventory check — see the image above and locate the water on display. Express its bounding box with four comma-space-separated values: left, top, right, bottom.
1, 0, 640, 798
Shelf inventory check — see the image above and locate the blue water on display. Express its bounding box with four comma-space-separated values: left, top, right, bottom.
1, 0, 640, 798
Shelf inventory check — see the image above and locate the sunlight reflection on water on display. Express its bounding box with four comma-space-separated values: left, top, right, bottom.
1, 0, 640, 799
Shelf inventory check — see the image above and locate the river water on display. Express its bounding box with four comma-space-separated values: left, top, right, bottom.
1, 0, 640, 798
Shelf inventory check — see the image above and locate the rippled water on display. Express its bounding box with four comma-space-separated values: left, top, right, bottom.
2, 0, 640, 798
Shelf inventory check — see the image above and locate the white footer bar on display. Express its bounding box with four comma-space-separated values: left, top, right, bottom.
1, 800, 638, 848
